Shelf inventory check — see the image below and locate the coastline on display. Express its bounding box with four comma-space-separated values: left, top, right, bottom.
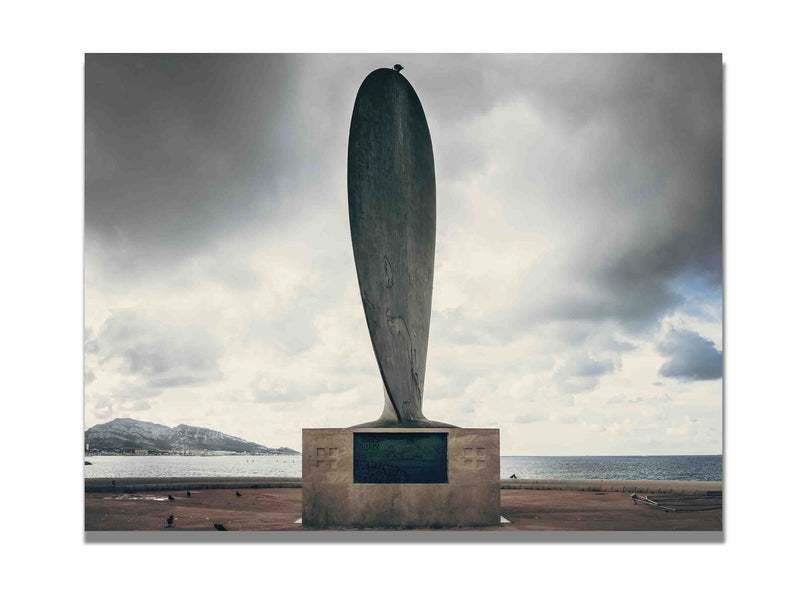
85, 476, 722, 494
84, 454, 722, 482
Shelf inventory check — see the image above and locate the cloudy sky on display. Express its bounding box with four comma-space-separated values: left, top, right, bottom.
84, 54, 722, 455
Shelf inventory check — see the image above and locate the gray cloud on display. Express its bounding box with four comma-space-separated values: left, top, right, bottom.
85, 54, 308, 279
658, 328, 723, 381
514, 412, 548, 424
245, 308, 319, 356
606, 394, 672, 406
90, 390, 153, 419
90, 310, 224, 388
562, 355, 615, 378
430, 54, 721, 337
551, 352, 618, 394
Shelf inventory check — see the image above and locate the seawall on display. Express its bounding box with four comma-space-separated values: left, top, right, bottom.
85, 477, 721, 494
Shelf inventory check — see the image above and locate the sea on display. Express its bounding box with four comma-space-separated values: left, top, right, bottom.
84, 454, 722, 481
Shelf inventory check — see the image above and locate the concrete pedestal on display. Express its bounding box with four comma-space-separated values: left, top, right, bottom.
302, 427, 499, 529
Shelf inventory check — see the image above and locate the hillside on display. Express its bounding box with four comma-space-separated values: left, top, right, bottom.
85, 418, 299, 455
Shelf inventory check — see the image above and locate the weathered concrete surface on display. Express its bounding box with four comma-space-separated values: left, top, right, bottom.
84, 488, 721, 531
348, 68, 449, 427
302, 428, 500, 528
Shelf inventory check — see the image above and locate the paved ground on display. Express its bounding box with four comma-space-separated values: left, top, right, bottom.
498, 489, 721, 531
85, 488, 721, 532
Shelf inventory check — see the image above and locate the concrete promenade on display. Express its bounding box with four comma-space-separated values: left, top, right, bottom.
85, 478, 722, 532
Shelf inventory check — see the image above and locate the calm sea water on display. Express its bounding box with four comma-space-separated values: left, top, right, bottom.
501, 455, 722, 481
84, 454, 722, 481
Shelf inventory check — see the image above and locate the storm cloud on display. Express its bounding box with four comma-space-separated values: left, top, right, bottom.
85, 54, 723, 454
658, 328, 723, 381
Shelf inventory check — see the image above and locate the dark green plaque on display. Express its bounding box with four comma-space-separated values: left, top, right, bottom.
353, 432, 447, 483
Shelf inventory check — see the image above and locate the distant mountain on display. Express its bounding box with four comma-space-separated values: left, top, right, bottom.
85, 418, 300, 455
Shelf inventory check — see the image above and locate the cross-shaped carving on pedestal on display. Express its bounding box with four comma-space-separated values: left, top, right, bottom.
463, 447, 487, 469
315, 447, 338, 470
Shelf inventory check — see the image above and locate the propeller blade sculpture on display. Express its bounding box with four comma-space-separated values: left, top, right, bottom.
347, 68, 454, 428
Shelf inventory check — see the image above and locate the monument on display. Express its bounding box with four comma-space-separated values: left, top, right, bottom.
302, 67, 500, 528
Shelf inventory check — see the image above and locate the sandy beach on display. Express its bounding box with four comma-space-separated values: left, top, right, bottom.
85, 483, 721, 532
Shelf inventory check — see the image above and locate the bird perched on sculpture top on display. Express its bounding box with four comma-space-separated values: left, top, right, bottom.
393, 64, 403, 72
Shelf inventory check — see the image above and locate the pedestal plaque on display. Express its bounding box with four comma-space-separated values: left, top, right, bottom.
353, 432, 447, 483
303, 428, 500, 529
